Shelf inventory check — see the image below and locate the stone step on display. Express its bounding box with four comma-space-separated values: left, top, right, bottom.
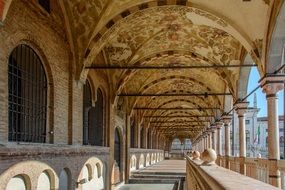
129, 178, 179, 184
131, 171, 186, 176
131, 174, 185, 179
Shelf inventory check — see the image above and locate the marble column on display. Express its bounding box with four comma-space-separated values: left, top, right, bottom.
260, 75, 285, 188
216, 122, 223, 156
222, 115, 232, 169
235, 101, 249, 175
204, 135, 208, 150
202, 135, 208, 152
125, 115, 131, 183
208, 131, 212, 149
211, 126, 217, 151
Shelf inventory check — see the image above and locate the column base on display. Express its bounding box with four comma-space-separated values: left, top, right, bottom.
239, 157, 246, 175
268, 159, 281, 188
225, 155, 230, 169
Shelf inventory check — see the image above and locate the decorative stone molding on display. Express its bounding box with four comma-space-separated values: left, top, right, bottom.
235, 101, 249, 116
215, 121, 223, 129
221, 114, 232, 125
259, 74, 285, 96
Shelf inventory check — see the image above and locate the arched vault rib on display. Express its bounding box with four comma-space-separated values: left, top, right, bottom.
83, 2, 260, 75
135, 99, 218, 119
124, 74, 224, 113
115, 52, 237, 102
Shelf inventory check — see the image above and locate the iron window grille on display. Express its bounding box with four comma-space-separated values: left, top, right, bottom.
8, 44, 47, 143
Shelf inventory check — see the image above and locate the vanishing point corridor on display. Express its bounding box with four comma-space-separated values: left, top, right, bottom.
1, 0, 285, 190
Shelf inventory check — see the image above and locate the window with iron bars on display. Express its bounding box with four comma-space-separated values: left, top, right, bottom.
8, 44, 47, 143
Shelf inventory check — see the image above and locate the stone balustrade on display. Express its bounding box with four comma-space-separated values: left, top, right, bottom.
186, 149, 279, 190
0, 144, 110, 190
217, 155, 285, 189
129, 148, 164, 170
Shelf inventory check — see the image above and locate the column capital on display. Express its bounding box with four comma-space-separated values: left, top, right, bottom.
235, 101, 249, 116
221, 114, 232, 126
215, 121, 223, 129
259, 74, 285, 96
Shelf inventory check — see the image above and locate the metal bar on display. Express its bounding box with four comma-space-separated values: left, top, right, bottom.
150, 121, 207, 123
118, 93, 231, 97
158, 125, 205, 127
144, 115, 213, 118
156, 125, 205, 127
134, 107, 219, 110
86, 64, 257, 70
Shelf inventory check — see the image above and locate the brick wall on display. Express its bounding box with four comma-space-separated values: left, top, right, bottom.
0, 0, 70, 144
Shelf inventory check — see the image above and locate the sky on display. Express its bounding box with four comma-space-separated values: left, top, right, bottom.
247, 67, 284, 117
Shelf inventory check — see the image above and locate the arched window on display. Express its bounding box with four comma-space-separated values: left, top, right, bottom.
94, 89, 104, 146
83, 80, 92, 145
8, 45, 48, 143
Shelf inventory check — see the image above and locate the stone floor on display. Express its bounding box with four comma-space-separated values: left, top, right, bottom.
118, 160, 186, 190
118, 184, 174, 190
137, 160, 186, 174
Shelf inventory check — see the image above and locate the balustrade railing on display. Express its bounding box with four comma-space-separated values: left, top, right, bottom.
187, 150, 279, 190
217, 156, 285, 188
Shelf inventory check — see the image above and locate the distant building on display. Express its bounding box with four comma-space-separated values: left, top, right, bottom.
226, 93, 285, 158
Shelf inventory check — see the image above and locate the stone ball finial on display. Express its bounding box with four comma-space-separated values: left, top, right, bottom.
201, 148, 217, 165
257, 153, 261, 158
192, 151, 200, 160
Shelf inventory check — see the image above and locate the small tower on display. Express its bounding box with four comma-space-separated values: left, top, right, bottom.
254, 93, 257, 108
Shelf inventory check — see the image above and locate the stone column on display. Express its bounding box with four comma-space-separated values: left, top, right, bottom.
222, 115, 232, 169
235, 101, 249, 175
208, 131, 212, 149
143, 127, 148, 149
216, 122, 223, 156
212, 127, 217, 151
134, 117, 139, 148
260, 75, 285, 188
125, 115, 131, 183
137, 123, 141, 148
108, 103, 116, 190
204, 135, 207, 150
216, 122, 223, 166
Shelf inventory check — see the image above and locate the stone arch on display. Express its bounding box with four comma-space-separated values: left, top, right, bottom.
146, 154, 150, 166
78, 157, 105, 190
0, 0, 13, 22
223, 87, 233, 114
237, 53, 256, 99
37, 170, 55, 190
130, 155, 137, 172
139, 154, 145, 168
6, 174, 31, 190
0, 160, 58, 190
267, 2, 285, 73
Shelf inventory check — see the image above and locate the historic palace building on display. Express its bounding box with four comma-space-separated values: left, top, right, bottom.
0, 0, 285, 190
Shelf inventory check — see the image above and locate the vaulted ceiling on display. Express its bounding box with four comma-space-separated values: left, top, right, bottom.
56, 0, 277, 139
55, 0, 280, 139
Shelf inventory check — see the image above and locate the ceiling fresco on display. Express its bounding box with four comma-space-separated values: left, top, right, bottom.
54, 0, 276, 140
